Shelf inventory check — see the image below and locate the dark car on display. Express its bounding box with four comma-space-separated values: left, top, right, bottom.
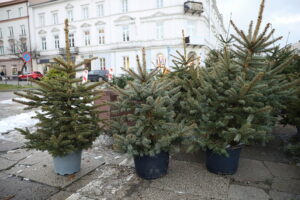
18, 71, 43, 81
88, 70, 108, 82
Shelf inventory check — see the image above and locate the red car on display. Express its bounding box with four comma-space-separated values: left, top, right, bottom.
18, 71, 43, 81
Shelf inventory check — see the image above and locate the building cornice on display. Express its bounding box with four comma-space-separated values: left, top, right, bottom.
0, 16, 29, 24
0, 0, 27, 8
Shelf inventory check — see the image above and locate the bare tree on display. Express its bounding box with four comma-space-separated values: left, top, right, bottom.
7, 38, 38, 74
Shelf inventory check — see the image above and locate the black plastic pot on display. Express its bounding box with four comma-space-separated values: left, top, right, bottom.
206, 147, 242, 175
134, 151, 169, 180
297, 126, 300, 141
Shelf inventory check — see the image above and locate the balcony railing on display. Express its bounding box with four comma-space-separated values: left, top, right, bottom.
184, 1, 204, 16
59, 47, 79, 55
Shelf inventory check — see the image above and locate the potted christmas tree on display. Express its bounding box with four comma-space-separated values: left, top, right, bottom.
111, 49, 193, 179
180, 0, 299, 174
13, 19, 105, 175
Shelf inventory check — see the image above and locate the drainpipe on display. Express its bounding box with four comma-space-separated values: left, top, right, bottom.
26, 0, 33, 73
209, 0, 211, 44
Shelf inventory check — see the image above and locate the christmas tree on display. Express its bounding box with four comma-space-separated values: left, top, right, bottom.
13, 19, 105, 157
179, 0, 300, 155
111, 48, 194, 156
163, 31, 200, 124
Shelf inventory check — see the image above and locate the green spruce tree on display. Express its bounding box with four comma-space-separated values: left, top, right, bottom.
179, 0, 300, 155
13, 19, 105, 157
111, 48, 194, 156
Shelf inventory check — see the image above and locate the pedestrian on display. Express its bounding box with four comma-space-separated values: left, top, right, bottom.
0, 71, 4, 81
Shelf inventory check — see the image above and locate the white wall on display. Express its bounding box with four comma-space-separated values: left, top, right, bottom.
29, 0, 226, 75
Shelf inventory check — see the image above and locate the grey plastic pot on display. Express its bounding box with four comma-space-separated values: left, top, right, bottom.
53, 150, 82, 175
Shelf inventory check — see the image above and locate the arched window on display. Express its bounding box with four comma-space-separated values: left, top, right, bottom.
156, 53, 166, 68
188, 51, 197, 66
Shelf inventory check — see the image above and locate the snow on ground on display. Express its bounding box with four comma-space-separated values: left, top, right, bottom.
0, 111, 38, 135
0, 97, 29, 105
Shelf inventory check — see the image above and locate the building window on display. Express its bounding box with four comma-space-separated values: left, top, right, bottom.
97, 4, 104, 17
99, 58, 106, 70
122, 26, 129, 42
7, 10, 11, 19
20, 25, 26, 35
157, 0, 163, 8
39, 14, 45, 27
10, 43, 16, 54
82, 6, 89, 19
67, 9, 73, 21
188, 51, 197, 66
21, 41, 27, 52
18, 7, 23, 17
12, 67, 18, 75
69, 33, 75, 47
122, 0, 128, 13
52, 12, 58, 25
156, 22, 164, 39
84, 31, 90, 46
0, 46, 4, 55
156, 54, 166, 68
54, 35, 60, 49
8, 27, 14, 37
123, 56, 130, 69
41, 37, 47, 50
99, 28, 105, 44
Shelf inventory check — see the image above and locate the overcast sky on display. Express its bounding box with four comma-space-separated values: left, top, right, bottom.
216, 0, 300, 47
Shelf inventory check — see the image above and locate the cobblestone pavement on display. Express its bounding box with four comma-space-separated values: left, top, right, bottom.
0, 125, 299, 200
0, 93, 299, 200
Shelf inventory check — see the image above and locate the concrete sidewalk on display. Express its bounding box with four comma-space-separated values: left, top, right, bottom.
0, 126, 299, 200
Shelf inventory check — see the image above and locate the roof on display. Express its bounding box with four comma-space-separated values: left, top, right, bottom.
0, 0, 28, 7
28, 0, 57, 6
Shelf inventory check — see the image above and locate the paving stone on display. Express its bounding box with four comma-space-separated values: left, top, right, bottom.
18, 150, 52, 165
66, 193, 95, 200
126, 186, 204, 200
67, 165, 140, 200
0, 148, 33, 161
231, 159, 273, 186
240, 144, 290, 163
0, 157, 17, 171
269, 190, 300, 200
65, 177, 96, 193
0, 176, 58, 200
272, 178, 300, 194
228, 184, 270, 200
0, 139, 23, 152
150, 160, 229, 200
264, 161, 300, 179
6, 155, 105, 188
48, 191, 73, 200
172, 150, 206, 164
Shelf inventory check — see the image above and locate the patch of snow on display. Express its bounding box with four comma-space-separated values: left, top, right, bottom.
0, 98, 29, 105
94, 156, 103, 160
126, 174, 134, 182
23, 178, 30, 181
114, 156, 121, 159
0, 111, 39, 134
119, 158, 128, 165
17, 170, 23, 174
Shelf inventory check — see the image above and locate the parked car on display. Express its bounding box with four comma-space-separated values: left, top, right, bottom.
88, 70, 108, 82
18, 71, 43, 81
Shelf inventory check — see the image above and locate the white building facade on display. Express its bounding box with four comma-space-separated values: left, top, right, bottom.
29, 0, 226, 76
0, 0, 32, 78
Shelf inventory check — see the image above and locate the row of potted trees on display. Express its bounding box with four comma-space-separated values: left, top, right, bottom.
13, 0, 299, 178
111, 0, 300, 178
